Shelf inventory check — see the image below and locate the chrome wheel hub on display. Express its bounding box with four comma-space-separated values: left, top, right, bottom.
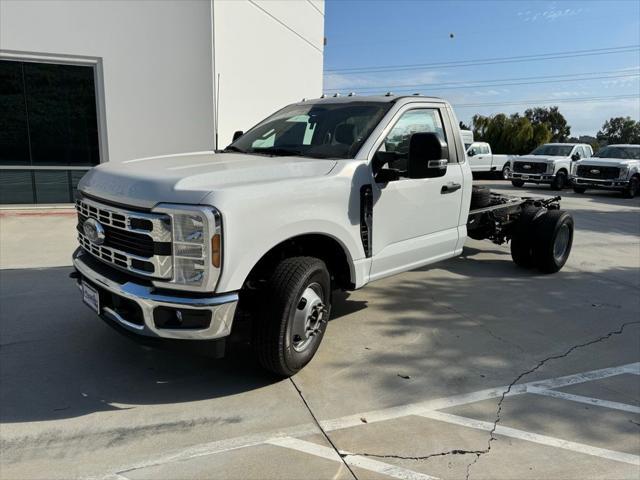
291, 283, 326, 352
553, 223, 570, 261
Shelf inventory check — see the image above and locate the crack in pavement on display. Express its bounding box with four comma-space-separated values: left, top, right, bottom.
289, 378, 359, 480
341, 320, 640, 480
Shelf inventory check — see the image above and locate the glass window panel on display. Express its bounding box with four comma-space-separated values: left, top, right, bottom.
70, 169, 89, 201
0, 61, 30, 166
0, 170, 34, 204
24, 62, 99, 166
34, 170, 71, 203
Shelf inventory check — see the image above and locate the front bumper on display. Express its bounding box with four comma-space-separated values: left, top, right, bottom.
72, 248, 238, 340
511, 172, 555, 183
571, 177, 629, 190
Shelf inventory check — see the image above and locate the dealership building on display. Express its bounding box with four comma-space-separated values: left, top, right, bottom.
0, 0, 325, 205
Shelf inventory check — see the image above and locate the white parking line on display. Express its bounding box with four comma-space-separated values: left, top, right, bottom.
420, 411, 640, 466
267, 437, 439, 480
322, 363, 639, 433
528, 386, 640, 414
106, 362, 640, 478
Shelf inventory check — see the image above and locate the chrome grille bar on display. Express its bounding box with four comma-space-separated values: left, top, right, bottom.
76, 197, 173, 279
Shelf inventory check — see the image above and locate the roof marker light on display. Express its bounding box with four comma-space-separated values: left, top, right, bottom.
333, 93, 340, 97
385, 92, 394, 96
348, 92, 356, 96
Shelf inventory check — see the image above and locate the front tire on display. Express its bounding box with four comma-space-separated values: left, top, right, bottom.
501, 164, 511, 180
532, 210, 574, 273
623, 176, 639, 198
551, 171, 567, 190
512, 179, 525, 187
254, 256, 331, 377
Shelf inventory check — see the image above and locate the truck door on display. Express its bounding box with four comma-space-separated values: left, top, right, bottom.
369, 106, 464, 281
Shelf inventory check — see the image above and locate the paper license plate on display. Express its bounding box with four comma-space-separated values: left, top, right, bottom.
82, 281, 100, 313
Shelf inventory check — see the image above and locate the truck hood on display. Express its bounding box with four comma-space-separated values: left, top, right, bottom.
515, 155, 568, 164
575, 157, 635, 167
79, 151, 338, 209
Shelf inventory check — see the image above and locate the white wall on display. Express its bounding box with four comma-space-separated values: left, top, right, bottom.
213, 0, 325, 147
0, 0, 215, 163
0, 0, 325, 163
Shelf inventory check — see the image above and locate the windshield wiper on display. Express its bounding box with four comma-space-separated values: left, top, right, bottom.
251, 147, 304, 157
223, 145, 246, 153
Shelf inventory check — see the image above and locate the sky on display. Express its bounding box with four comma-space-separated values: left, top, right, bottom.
322, 0, 640, 136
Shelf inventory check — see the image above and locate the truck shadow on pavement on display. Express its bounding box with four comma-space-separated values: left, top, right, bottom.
0, 267, 281, 424
1, 247, 638, 427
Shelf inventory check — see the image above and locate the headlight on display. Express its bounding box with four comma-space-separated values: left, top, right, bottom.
547, 163, 555, 174
152, 204, 222, 292
619, 166, 630, 179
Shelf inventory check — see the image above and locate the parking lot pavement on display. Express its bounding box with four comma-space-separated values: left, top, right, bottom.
1, 181, 639, 479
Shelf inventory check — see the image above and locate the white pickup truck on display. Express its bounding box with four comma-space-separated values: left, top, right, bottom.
72, 95, 574, 376
571, 144, 640, 198
511, 143, 593, 190
466, 141, 516, 179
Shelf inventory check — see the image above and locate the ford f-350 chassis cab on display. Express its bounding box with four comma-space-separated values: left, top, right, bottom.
511, 143, 593, 190
72, 95, 574, 376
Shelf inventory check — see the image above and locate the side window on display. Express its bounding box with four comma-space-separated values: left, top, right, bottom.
584, 146, 592, 157
374, 108, 446, 182
383, 109, 446, 155
572, 146, 582, 159
481, 145, 490, 155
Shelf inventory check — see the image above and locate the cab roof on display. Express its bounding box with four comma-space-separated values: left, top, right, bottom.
298, 94, 447, 105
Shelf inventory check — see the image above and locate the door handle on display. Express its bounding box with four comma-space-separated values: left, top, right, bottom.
441, 182, 461, 194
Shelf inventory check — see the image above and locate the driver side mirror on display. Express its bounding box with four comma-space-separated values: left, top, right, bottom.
408, 132, 448, 179
232, 130, 244, 142
571, 153, 580, 161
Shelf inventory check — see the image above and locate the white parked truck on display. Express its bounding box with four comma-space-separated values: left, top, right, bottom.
466, 141, 516, 179
571, 144, 640, 198
72, 95, 574, 376
511, 143, 593, 190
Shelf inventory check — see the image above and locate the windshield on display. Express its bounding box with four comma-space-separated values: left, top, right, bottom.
593, 146, 640, 159
529, 145, 574, 156
225, 102, 391, 159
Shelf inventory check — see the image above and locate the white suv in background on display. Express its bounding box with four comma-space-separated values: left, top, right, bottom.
572, 144, 640, 198
511, 143, 593, 190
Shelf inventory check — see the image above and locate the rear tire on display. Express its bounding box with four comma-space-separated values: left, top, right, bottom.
471, 185, 491, 209
573, 187, 586, 194
551, 171, 567, 191
511, 179, 525, 187
532, 210, 574, 274
253, 257, 331, 377
622, 176, 639, 198
510, 206, 543, 268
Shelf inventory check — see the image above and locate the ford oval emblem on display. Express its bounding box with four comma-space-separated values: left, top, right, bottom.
590, 169, 600, 174
83, 218, 106, 245
523, 164, 532, 169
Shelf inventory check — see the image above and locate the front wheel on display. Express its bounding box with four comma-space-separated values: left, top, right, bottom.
532, 210, 574, 273
551, 172, 567, 190
573, 186, 586, 194
501, 164, 512, 180
623, 176, 639, 198
254, 256, 331, 377
512, 179, 525, 187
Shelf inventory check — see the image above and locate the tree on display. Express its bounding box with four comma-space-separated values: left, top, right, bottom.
471, 113, 551, 155
597, 117, 640, 145
524, 106, 571, 142
459, 120, 470, 130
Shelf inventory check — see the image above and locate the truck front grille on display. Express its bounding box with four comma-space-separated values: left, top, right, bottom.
576, 165, 620, 179
76, 197, 173, 279
513, 161, 547, 174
